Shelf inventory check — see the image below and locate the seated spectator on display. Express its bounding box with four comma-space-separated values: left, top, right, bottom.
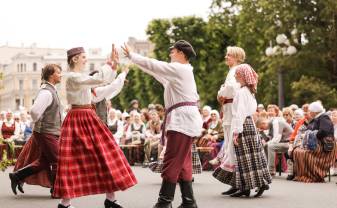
287, 110, 308, 180
126, 111, 146, 145
201, 110, 224, 169
140, 108, 150, 123
292, 101, 336, 182
143, 110, 162, 166
256, 117, 271, 154
20, 111, 32, 141
265, 105, 293, 175
257, 103, 265, 113
154, 104, 165, 120
107, 109, 124, 145
201, 105, 212, 130
0, 111, 22, 144
283, 107, 296, 128
128, 99, 140, 113
329, 109, 337, 175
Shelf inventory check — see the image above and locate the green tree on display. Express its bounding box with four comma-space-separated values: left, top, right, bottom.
291, 76, 337, 108
210, 0, 337, 107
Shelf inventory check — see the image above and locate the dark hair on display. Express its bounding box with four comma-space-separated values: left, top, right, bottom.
41, 64, 61, 82
67, 54, 80, 69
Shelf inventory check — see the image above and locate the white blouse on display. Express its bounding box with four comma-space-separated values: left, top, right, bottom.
231, 86, 257, 134
129, 52, 203, 137
217, 66, 241, 125
65, 64, 116, 105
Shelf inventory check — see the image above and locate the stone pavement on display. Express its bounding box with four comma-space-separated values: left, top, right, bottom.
1, 167, 336, 208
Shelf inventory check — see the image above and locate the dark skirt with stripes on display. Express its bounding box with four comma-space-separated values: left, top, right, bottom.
149, 143, 202, 174
213, 116, 272, 190
293, 143, 336, 183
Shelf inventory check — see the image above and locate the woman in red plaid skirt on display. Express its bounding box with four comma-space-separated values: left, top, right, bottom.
53, 46, 137, 208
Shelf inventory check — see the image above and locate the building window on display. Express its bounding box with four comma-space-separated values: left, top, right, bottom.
15, 99, 20, 110
33, 63, 37, 72
19, 80, 24, 90
32, 79, 37, 89
20, 63, 23, 72
32, 99, 35, 105
89, 63, 95, 71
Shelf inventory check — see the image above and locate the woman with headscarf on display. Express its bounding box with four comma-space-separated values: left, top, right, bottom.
292, 101, 336, 182
213, 63, 271, 198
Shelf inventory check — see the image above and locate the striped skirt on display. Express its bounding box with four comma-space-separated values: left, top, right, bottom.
53, 108, 137, 198
149, 143, 202, 174
293, 143, 336, 182
213, 116, 272, 190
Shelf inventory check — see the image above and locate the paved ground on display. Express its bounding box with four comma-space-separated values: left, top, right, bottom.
1, 166, 336, 208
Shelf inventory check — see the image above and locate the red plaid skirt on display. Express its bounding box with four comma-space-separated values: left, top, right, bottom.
53, 108, 137, 198
14, 132, 58, 188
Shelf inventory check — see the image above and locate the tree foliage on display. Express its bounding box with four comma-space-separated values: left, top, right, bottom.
112, 0, 337, 110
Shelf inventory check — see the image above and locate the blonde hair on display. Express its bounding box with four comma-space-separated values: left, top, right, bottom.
282, 107, 294, 117
226, 46, 246, 63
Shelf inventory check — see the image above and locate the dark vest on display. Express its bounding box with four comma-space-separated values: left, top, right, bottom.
1, 122, 15, 139
94, 98, 107, 124
33, 83, 61, 136
108, 120, 118, 134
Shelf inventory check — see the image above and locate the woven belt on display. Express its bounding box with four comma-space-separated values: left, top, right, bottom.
160, 101, 198, 145
223, 99, 233, 104
71, 104, 95, 109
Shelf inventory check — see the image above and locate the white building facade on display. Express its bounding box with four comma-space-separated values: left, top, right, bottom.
0, 45, 106, 111
0, 38, 154, 111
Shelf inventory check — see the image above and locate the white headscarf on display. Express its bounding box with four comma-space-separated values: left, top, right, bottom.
308, 101, 324, 113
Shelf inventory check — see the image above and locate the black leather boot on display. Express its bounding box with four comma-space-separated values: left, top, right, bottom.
9, 166, 36, 195
153, 180, 176, 208
221, 186, 238, 195
177, 180, 197, 208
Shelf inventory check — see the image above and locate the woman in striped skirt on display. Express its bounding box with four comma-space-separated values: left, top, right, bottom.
293, 101, 336, 182
53, 46, 137, 208
213, 64, 271, 197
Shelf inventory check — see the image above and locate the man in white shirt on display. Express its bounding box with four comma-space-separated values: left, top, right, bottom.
122, 40, 202, 208
9, 64, 62, 196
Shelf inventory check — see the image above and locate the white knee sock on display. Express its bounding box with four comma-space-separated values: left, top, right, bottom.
60, 198, 71, 207
106, 192, 116, 202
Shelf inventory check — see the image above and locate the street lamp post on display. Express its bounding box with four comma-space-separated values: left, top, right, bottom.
265, 34, 297, 108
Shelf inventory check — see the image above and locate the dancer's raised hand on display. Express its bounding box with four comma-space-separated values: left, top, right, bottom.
121, 43, 131, 58
109, 44, 119, 69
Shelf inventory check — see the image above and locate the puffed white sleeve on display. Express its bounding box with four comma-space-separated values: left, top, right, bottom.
70, 64, 117, 88
91, 72, 127, 103
130, 52, 179, 85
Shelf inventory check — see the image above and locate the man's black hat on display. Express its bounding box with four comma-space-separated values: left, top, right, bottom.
169, 40, 196, 59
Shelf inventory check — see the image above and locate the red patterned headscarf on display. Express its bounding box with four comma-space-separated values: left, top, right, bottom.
235, 63, 258, 90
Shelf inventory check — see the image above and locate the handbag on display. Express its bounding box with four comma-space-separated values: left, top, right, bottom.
321, 136, 335, 152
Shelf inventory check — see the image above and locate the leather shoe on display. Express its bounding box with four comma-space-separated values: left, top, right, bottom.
230, 190, 250, 197
221, 187, 238, 195
254, 185, 269, 197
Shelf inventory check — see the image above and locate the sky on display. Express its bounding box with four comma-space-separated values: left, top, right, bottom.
0, 0, 212, 53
